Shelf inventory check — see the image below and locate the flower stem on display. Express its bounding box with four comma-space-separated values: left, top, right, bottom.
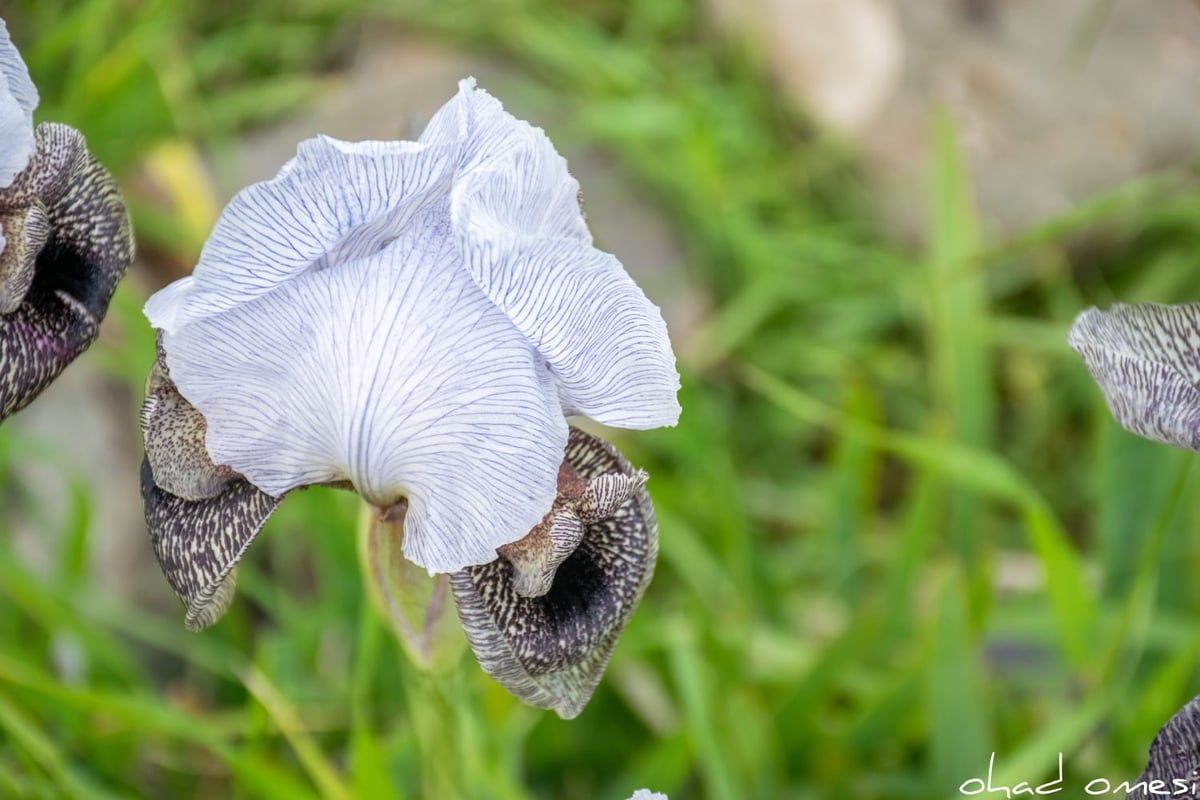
404, 668, 471, 799
355, 502, 466, 673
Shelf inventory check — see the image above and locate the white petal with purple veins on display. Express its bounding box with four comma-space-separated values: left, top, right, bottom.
449, 83, 680, 428
145, 77, 681, 579
146, 135, 461, 331
161, 216, 567, 573
0, 19, 36, 190
1069, 302, 1200, 450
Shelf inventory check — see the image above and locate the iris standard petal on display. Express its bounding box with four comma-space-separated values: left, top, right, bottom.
159, 220, 567, 574
1068, 303, 1200, 451
449, 89, 681, 429
0, 19, 37, 189
145, 135, 460, 331
424, 79, 591, 244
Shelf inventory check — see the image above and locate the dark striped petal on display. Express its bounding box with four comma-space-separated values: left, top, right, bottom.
451, 427, 658, 719
1127, 696, 1200, 799
140, 456, 283, 631
1069, 303, 1200, 450
0, 122, 133, 422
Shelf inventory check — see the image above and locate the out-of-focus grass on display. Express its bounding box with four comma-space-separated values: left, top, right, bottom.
2, 0, 1200, 798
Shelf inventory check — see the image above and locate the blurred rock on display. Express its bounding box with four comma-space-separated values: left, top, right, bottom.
709, 0, 1200, 237
705, 0, 904, 135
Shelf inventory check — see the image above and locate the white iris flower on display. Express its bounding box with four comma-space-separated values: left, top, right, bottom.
143, 77, 680, 577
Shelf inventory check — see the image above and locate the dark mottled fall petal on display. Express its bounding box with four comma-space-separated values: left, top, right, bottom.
1127, 696, 1200, 799
451, 426, 658, 719
140, 457, 283, 631
1069, 303, 1200, 451
0, 122, 133, 422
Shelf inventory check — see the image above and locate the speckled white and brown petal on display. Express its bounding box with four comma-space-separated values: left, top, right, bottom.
0, 123, 133, 421
451, 427, 658, 719
1069, 303, 1200, 451
1126, 695, 1200, 800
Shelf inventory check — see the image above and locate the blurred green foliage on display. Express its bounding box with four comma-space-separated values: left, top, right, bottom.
2, 0, 1200, 798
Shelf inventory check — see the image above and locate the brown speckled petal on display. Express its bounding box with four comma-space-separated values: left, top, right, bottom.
1128, 696, 1200, 799
451, 426, 658, 719
0, 200, 48, 313
141, 457, 283, 631
0, 122, 133, 422
141, 334, 238, 501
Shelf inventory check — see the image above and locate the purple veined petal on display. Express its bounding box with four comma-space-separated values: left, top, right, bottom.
0, 19, 37, 190
0, 20, 37, 115
144, 134, 461, 331
420, 76, 592, 250
160, 219, 567, 574
441, 78, 679, 427
453, 161, 681, 429
1068, 303, 1200, 451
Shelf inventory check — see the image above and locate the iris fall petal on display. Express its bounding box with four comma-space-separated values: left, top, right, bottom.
0, 122, 133, 422
1127, 695, 1200, 800
141, 457, 284, 631
1069, 303, 1200, 451
451, 427, 658, 718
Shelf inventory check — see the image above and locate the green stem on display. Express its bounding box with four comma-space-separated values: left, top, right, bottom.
404, 669, 468, 800
355, 502, 466, 673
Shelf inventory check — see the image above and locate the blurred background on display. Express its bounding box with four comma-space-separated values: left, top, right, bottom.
1, 0, 1200, 797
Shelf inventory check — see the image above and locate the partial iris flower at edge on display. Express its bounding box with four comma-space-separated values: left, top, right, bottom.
140, 78, 679, 718
1068, 303, 1200, 450
0, 19, 133, 422
1124, 695, 1200, 799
